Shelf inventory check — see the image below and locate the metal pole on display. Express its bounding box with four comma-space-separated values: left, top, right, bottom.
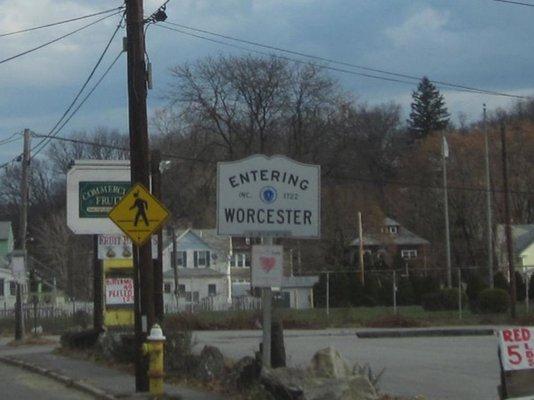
483, 105, 494, 288
442, 133, 452, 288
526, 272, 529, 314
358, 212, 364, 285
458, 268, 462, 320
326, 272, 330, 318
262, 236, 273, 368
393, 270, 397, 315
16, 128, 31, 340
151, 150, 164, 322
93, 235, 103, 331
171, 226, 179, 309
500, 121, 516, 319
125, 0, 154, 391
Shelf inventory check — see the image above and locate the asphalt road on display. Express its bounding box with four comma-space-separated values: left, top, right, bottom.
193, 329, 501, 400
0, 362, 94, 400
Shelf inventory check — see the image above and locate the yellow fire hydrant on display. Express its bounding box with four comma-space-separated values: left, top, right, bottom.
142, 324, 166, 396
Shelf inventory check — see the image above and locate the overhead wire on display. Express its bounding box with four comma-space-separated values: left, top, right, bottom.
158, 21, 530, 100
0, 131, 22, 145
31, 11, 126, 158
494, 0, 534, 7
0, 9, 123, 66
0, 6, 124, 38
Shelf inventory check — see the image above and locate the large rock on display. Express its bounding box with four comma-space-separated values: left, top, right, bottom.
225, 356, 262, 390
308, 347, 351, 379
194, 345, 225, 382
261, 367, 379, 400
95, 331, 135, 363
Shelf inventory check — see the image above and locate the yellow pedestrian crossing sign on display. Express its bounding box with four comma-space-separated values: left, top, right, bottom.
108, 183, 170, 246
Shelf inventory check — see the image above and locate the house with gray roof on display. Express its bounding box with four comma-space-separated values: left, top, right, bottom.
349, 217, 430, 269
496, 224, 534, 270
161, 228, 231, 311
162, 228, 319, 310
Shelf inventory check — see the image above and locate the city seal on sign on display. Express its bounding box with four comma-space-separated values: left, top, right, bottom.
217, 155, 320, 238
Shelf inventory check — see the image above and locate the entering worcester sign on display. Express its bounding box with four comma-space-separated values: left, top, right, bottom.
217, 155, 320, 238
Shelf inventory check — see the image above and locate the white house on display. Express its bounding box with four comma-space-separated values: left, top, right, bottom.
496, 224, 534, 271
161, 228, 319, 311
162, 229, 231, 311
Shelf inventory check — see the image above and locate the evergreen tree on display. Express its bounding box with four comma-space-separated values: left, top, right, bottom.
408, 76, 450, 139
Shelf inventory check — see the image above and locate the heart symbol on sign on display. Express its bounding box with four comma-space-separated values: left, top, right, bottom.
260, 256, 276, 273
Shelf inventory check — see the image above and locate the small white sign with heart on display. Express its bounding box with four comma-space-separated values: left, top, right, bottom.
252, 245, 283, 288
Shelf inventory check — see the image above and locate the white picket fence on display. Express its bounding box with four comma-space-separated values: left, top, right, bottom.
164, 296, 262, 314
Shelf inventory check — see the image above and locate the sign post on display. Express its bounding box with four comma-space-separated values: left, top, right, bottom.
217, 155, 320, 368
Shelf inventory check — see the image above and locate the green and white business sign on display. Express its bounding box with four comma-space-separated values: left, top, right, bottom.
67, 160, 131, 234
79, 181, 130, 218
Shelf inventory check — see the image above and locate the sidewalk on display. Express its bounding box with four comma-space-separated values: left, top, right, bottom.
0, 342, 224, 400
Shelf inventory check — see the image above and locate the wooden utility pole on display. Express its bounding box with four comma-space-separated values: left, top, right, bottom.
358, 212, 364, 285
151, 150, 164, 322
483, 105, 494, 288
125, 0, 154, 391
92, 235, 103, 331
16, 128, 31, 340
500, 121, 516, 318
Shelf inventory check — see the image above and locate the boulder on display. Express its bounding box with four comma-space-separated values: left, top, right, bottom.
195, 345, 225, 382
95, 331, 135, 363
225, 356, 262, 390
261, 367, 379, 400
308, 347, 351, 379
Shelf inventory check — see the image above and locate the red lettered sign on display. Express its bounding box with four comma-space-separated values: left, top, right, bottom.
105, 277, 134, 305
499, 327, 534, 371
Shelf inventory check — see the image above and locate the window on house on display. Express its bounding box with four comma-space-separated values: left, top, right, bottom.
178, 284, 186, 296
177, 251, 187, 267
164, 283, 172, 293
10, 282, 17, 296
0, 279, 4, 296
193, 291, 200, 302
185, 291, 192, 302
401, 249, 418, 259
208, 284, 216, 296
388, 226, 398, 234
194, 251, 210, 267
232, 252, 251, 267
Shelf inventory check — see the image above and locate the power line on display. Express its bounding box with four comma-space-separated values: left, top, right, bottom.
155, 24, 424, 89
160, 21, 530, 100
0, 131, 22, 145
43, 50, 125, 146
494, 0, 534, 7
0, 10, 122, 66
0, 6, 124, 38
31, 12, 126, 158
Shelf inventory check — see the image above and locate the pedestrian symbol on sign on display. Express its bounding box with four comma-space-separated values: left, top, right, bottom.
130, 191, 149, 226
108, 183, 170, 246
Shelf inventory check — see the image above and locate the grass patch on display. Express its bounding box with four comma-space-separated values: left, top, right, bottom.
163, 304, 534, 330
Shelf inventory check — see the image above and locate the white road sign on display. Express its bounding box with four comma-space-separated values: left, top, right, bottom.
66, 160, 130, 234
217, 155, 320, 238
252, 245, 283, 288
10, 252, 26, 284
105, 277, 134, 305
499, 327, 534, 371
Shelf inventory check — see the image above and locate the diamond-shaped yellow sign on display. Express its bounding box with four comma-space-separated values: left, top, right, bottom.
108, 183, 170, 246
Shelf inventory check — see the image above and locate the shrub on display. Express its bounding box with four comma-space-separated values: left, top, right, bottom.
396, 277, 415, 306
421, 288, 467, 311
494, 272, 509, 292
410, 275, 440, 304
515, 272, 526, 302
465, 273, 488, 304
478, 288, 510, 314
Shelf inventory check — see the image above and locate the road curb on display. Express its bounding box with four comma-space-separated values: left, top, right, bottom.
356, 328, 496, 338
0, 355, 116, 400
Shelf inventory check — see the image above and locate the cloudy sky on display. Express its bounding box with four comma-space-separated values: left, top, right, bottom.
0, 0, 532, 164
